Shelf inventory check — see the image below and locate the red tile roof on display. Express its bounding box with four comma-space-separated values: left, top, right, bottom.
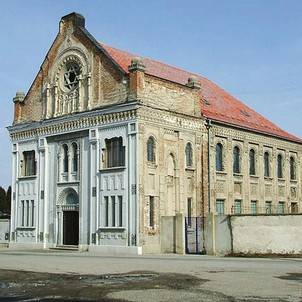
101, 43, 301, 144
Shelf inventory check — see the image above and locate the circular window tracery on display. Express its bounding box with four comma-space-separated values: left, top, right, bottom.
64, 62, 80, 91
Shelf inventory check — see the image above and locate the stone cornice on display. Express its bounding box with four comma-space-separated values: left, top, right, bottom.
211, 124, 302, 152
8, 102, 138, 141
137, 105, 206, 132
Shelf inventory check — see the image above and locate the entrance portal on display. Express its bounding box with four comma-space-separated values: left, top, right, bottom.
63, 211, 79, 246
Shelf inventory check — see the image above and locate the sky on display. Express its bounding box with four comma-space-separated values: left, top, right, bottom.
1, 0, 302, 188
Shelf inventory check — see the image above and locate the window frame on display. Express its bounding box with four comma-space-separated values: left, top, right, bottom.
233, 146, 241, 174
249, 149, 256, 176
215, 143, 223, 172
185, 142, 193, 168
147, 136, 156, 163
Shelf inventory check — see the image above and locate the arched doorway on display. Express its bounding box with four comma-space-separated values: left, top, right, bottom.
57, 189, 79, 246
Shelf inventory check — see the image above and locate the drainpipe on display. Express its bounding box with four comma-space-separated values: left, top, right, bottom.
205, 119, 212, 214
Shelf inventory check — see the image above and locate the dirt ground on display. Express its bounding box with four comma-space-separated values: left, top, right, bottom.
0, 269, 300, 302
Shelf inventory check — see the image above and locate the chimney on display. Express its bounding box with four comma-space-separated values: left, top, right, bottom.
128, 57, 146, 101
59, 12, 85, 33
13, 91, 25, 124
187, 75, 201, 89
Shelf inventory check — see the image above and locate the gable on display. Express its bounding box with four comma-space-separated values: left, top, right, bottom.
13, 13, 127, 125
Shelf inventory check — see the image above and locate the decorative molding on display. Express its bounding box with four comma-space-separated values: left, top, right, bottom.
9, 109, 137, 141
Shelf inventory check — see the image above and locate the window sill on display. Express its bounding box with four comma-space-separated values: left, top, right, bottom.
18, 175, 37, 180
278, 178, 286, 182
185, 167, 195, 172
216, 170, 227, 175
147, 162, 158, 169
16, 226, 35, 230
233, 173, 243, 177
249, 175, 259, 179
99, 166, 126, 172
290, 179, 298, 183
97, 227, 125, 231
264, 176, 273, 181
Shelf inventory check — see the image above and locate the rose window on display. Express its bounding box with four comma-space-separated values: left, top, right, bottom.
64, 63, 80, 90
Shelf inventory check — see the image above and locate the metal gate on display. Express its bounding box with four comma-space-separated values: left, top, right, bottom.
185, 217, 204, 254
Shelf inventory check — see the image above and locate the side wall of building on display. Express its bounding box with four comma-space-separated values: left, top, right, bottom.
209, 124, 302, 215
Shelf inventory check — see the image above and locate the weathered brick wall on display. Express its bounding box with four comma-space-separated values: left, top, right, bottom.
210, 123, 302, 215
137, 106, 206, 253
143, 75, 201, 117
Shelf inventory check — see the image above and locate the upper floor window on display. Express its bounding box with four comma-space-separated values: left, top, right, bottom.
290, 156, 296, 180
264, 152, 270, 177
185, 142, 193, 167
233, 146, 241, 174
249, 149, 256, 176
216, 143, 223, 171
72, 142, 78, 172
64, 62, 80, 91
105, 137, 125, 168
277, 154, 283, 179
63, 144, 69, 173
147, 136, 156, 163
22, 151, 36, 176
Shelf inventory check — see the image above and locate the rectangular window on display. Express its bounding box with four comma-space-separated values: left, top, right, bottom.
251, 200, 257, 215
111, 196, 116, 227
31, 200, 35, 227
216, 199, 225, 215
291, 202, 298, 214
187, 198, 192, 227
118, 196, 123, 227
149, 196, 155, 228
234, 200, 242, 214
105, 137, 125, 168
265, 201, 272, 214
21, 200, 25, 226
26, 200, 30, 226
277, 202, 285, 214
104, 196, 109, 227
23, 151, 36, 176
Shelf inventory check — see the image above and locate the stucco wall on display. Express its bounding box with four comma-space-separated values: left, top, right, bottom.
231, 215, 302, 255
0, 219, 10, 243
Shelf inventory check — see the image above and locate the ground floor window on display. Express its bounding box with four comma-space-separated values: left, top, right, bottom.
277, 201, 285, 214
234, 200, 242, 214
291, 202, 298, 214
187, 198, 192, 227
216, 199, 225, 215
265, 201, 272, 214
149, 196, 155, 228
104, 195, 123, 227
251, 200, 257, 214
20, 200, 35, 227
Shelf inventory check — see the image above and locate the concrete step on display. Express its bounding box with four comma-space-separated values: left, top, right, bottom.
50, 245, 79, 251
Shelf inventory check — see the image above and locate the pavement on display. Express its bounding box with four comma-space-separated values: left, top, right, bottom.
0, 248, 301, 301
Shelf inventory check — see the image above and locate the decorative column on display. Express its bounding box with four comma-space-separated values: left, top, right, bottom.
87, 72, 92, 110
46, 84, 52, 118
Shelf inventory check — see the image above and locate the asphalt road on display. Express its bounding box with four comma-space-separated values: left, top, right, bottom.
0, 249, 301, 301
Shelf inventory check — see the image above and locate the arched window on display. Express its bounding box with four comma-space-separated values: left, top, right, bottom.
147, 136, 156, 163
185, 142, 193, 167
216, 143, 223, 171
249, 149, 256, 176
72, 142, 78, 172
264, 152, 270, 177
277, 154, 283, 178
63, 144, 69, 173
290, 156, 296, 180
233, 146, 240, 174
